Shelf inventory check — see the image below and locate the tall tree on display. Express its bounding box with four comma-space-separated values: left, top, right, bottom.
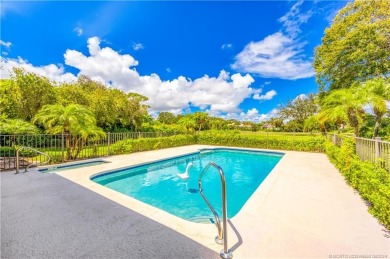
157, 112, 177, 124
56, 82, 91, 107
177, 115, 196, 134
193, 112, 210, 132
11, 68, 57, 121
314, 0, 390, 93
126, 93, 149, 132
278, 94, 319, 131
33, 104, 105, 160
0, 79, 20, 119
362, 78, 390, 137
209, 117, 227, 130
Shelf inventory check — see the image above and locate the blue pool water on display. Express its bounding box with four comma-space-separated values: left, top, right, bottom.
92, 148, 283, 223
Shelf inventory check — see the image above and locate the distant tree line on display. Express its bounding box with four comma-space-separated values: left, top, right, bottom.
1, 1, 389, 139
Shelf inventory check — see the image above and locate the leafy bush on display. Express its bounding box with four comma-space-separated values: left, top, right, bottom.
0, 146, 39, 157
325, 138, 390, 230
0, 146, 16, 157
109, 135, 196, 155
110, 140, 133, 155
197, 130, 325, 152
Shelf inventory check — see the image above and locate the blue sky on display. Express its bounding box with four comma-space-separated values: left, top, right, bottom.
0, 0, 348, 122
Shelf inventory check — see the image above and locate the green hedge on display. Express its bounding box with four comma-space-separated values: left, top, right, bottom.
109, 131, 325, 156
0, 146, 41, 157
197, 131, 325, 152
325, 138, 390, 230
110, 135, 197, 155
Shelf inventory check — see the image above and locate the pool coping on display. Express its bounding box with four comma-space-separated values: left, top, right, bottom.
55, 145, 270, 254
53, 145, 390, 258
38, 158, 111, 173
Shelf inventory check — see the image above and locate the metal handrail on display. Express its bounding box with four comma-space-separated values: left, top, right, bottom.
16, 146, 51, 174
198, 162, 233, 259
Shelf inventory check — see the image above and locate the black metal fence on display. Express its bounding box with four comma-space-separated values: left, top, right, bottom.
0, 132, 175, 171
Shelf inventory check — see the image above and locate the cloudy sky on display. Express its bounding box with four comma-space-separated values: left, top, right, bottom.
0, 0, 347, 122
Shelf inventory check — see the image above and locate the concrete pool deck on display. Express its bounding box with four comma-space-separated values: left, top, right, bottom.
2, 145, 389, 258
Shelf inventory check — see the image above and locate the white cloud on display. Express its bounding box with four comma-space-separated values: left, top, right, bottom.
253, 89, 277, 101
64, 37, 255, 114
2, 52, 8, 56
132, 42, 144, 51
211, 108, 279, 123
264, 81, 271, 85
221, 43, 233, 50
294, 93, 307, 101
232, 1, 314, 80
1, 36, 259, 118
74, 25, 83, 36
0, 40, 12, 49
1, 56, 77, 82
166, 68, 171, 73
278, 0, 312, 39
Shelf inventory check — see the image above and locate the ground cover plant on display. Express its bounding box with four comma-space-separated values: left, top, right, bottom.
325, 137, 390, 230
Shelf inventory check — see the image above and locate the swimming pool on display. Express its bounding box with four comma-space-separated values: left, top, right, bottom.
91, 148, 283, 223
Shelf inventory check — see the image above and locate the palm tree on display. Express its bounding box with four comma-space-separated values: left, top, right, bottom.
177, 116, 196, 134
33, 104, 105, 160
362, 78, 390, 137
193, 112, 210, 132
0, 116, 40, 135
319, 87, 366, 136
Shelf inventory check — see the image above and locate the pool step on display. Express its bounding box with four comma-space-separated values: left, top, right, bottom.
186, 216, 215, 224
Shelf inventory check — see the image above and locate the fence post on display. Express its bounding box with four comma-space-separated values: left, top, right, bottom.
61, 132, 65, 162
107, 132, 111, 157
332, 133, 337, 145
375, 137, 381, 162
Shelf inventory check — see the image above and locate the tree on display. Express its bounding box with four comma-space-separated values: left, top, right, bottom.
11, 68, 57, 121
0, 115, 40, 135
157, 112, 177, 124
33, 104, 105, 160
193, 112, 210, 132
303, 115, 321, 133
314, 0, 390, 93
56, 82, 91, 107
277, 94, 319, 131
266, 118, 284, 131
0, 79, 20, 119
71, 76, 150, 131
318, 87, 366, 135
126, 93, 149, 131
362, 78, 390, 137
177, 115, 196, 134
209, 117, 227, 130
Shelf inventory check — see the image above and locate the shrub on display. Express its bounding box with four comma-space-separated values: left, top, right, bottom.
109, 135, 197, 155
0, 146, 16, 157
325, 138, 390, 230
197, 130, 325, 152
110, 140, 133, 155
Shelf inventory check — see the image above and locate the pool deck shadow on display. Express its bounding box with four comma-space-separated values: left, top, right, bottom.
1, 169, 219, 259
227, 220, 243, 253
2, 145, 390, 258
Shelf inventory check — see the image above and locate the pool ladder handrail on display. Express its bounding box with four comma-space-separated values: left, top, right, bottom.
16, 146, 51, 174
198, 162, 233, 259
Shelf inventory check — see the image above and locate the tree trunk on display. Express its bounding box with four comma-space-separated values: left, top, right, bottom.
373, 108, 383, 138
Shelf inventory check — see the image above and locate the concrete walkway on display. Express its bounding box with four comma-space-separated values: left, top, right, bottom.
232, 150, 390, 258
0, 169, 218, 258
1, 145, 389, 258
